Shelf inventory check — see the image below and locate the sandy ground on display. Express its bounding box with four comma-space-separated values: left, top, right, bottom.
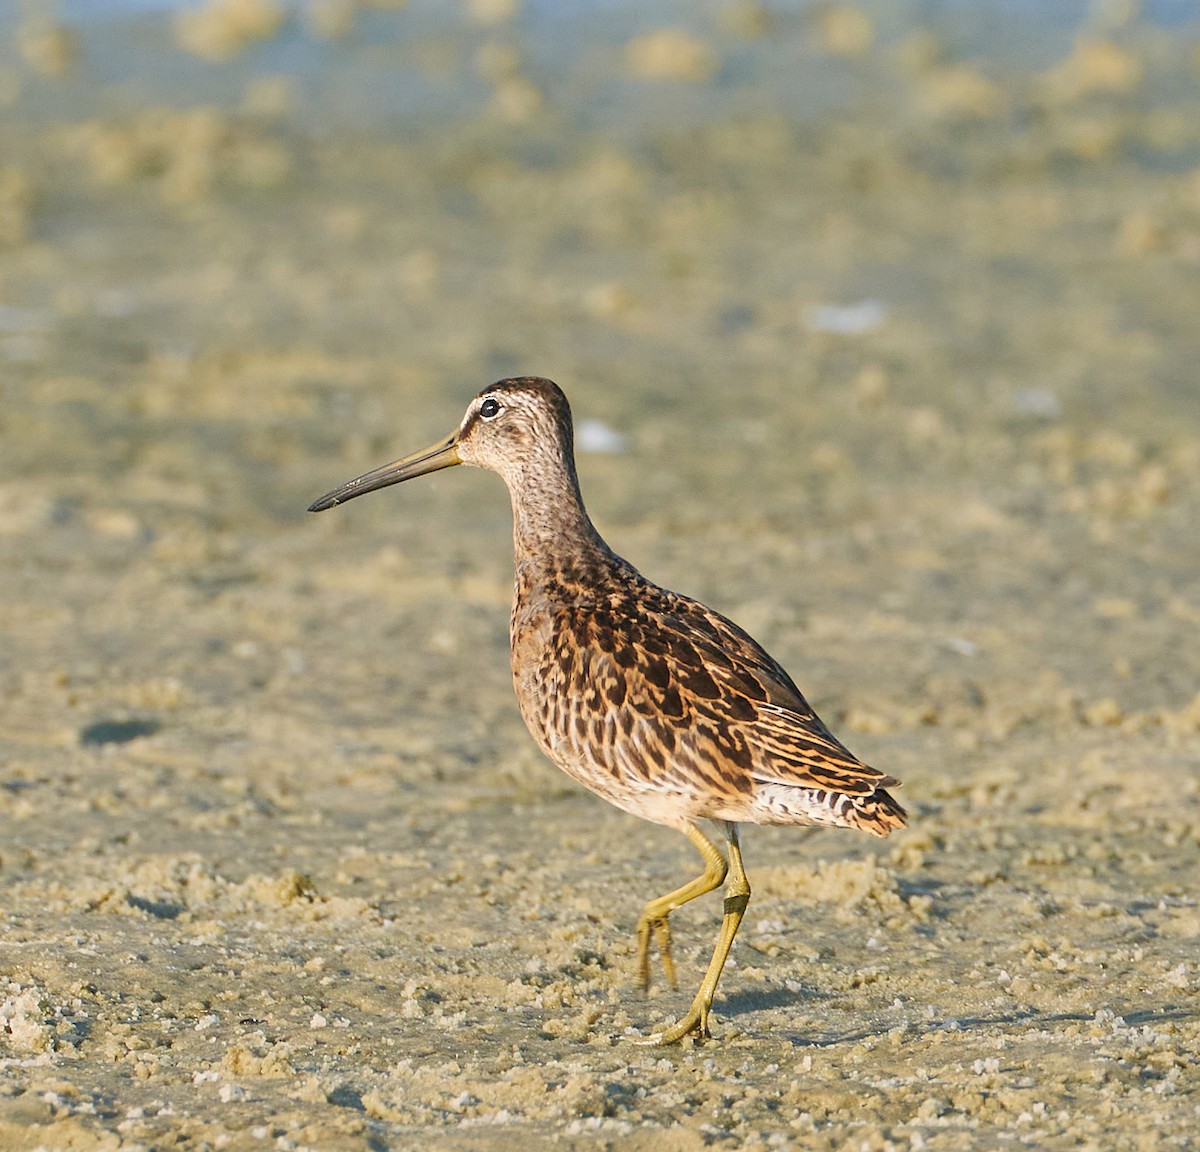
2, 3, 1199, 1149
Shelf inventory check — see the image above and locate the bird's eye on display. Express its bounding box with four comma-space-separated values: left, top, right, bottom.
479, 397, 501, 419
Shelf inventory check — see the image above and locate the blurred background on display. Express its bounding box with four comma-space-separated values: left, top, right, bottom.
4, 0, 1200, 721
2, 2, 1200, 1145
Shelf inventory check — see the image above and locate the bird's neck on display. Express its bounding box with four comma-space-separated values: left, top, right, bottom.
506, 453, 612, 576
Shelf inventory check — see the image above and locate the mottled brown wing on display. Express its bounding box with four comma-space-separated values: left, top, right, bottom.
657, 588, 900, 796
561, 576, 897, 800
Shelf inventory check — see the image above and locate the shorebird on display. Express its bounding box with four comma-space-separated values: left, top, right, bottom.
309, 377, 906, 1044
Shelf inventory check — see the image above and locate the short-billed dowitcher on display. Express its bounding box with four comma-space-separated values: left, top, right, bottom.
309, 377, 906, 1044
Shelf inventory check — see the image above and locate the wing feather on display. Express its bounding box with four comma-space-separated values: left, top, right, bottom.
552, 574, 898, 804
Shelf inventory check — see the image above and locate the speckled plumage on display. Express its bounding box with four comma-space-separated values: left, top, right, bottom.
309, 376, 906, 1043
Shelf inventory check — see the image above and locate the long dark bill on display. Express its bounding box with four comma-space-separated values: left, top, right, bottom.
307, 432, 461, 512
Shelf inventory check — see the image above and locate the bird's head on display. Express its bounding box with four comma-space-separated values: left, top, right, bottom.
307, 377, 574, 512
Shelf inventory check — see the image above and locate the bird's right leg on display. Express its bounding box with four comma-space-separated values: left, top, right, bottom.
636, 821, 728, 993
651, 821, 750, 1045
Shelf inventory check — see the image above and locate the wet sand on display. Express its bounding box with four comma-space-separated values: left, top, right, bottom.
2, 3, 1199, 1148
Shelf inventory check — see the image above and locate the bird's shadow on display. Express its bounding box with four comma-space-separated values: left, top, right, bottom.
718, 983, 831, 1018
728, 1000, 1198, 1048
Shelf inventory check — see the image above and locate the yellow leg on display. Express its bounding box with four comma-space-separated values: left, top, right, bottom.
652, 822, 750, 1045
636, 822, 728, 994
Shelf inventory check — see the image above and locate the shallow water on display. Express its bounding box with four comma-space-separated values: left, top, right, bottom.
2, 2, 1199, 1149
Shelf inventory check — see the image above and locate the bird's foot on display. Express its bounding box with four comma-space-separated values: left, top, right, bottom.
644, 998, 713, 1046
635, 913, 677, 994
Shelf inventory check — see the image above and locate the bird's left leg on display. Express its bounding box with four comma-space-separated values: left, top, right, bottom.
635, 821, 728, 993
651, 821, 750, 1045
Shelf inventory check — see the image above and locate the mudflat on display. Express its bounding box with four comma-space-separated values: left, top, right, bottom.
1, 4, 1198, 1149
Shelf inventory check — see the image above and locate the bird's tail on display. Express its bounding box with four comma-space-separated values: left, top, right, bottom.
848, 787, 908, 837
